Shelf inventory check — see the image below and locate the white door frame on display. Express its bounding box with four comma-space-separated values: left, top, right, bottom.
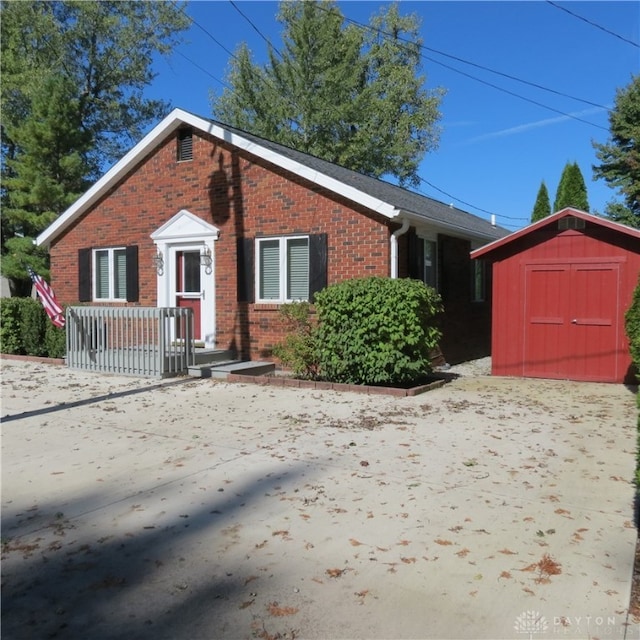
151, 210, 220, 348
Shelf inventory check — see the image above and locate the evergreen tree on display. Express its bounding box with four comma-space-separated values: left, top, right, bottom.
553, 162, 589, 212
1, 1, 189, 292
593, 74, 640, 228
212, 1, 444, 187
531, 181, 551, 222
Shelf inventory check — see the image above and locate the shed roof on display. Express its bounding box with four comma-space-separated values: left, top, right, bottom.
471, 207, 640, 260
37, 108, 508, 247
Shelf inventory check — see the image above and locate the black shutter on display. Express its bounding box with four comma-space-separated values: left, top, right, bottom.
407, 229, 423, 280
125, 245, 139, 302
237, 237, 254, 303
309, 233, 327, 301
78, 248, 91, 301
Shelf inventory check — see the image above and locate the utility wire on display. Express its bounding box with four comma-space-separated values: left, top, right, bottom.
175, 50, 230, 89
320, 4, 610, 113
330, 9, 608, 130
228, 0, 283, 59
546, 1, 640, 49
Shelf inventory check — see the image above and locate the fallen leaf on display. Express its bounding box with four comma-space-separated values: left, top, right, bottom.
349, 538, 363, 546
326, 568, 344, 578
434, 539, 453, 546
456, 548, 470, 558
498, 548, 517, 555
267, 602, 299, 617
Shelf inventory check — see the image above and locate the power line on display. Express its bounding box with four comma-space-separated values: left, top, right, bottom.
175, 51, 229, 89
228, 0, 283, 59
417, 177, 529, 223
318, 4, 610, 114
328, 8, 608, 131
546, 1, 640, 49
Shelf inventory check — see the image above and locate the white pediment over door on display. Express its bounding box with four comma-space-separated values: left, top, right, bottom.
151, 209, 220, 243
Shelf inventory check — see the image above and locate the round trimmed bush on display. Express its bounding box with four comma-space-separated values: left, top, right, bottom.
313, 277, 443, 386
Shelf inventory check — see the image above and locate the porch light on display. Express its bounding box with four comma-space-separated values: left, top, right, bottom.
152, 250, 164, 275
200, 246, 212, 274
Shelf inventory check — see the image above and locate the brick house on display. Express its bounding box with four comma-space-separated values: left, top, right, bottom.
36, 108, 508, 365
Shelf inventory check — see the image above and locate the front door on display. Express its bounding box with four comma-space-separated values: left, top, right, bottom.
523, 261, 621, 381
175, 250, 203, 341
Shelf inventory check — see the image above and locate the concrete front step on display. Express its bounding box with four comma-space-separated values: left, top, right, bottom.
188, 360, 276, 379
192, 349, 235, 366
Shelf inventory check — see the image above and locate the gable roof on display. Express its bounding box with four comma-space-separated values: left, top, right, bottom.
471, 207, 640, 260
37, 108, 509, 247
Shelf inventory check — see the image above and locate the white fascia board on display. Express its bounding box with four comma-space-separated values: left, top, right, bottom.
37, 108, 400, 247
400, 209, 500, 243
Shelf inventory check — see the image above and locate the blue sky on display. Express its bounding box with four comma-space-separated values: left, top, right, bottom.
148, 1, 639, 231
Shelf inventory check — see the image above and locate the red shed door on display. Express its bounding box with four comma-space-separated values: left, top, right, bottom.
523, 262, 620, 382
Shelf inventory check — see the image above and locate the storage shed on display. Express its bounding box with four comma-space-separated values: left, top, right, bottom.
471, 208, 640, 383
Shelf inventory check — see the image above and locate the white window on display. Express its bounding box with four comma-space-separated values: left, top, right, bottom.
473, 259, 486, 302
423, 239, 437, 289
94, 248, 127, 300
256, 236, 309, 302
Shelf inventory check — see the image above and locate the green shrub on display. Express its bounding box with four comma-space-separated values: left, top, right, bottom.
314, 277, 443, 386
272, 302, 319, 379
625, 274, 640, 377
0, 298, 25, 354
0, 297, 66, 358
44, 322, 67, 358
21, 298, 48, 356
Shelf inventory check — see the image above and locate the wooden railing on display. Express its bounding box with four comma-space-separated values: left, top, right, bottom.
65, 306, 194, 378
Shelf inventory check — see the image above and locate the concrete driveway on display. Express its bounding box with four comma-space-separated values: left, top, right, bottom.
1, 358, 638, 640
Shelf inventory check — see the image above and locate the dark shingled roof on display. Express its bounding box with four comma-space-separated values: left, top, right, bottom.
209, 116, 510, 242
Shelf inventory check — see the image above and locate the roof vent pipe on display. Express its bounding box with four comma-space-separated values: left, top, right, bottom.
390, 217, 410, 279
491, 214, 496, 227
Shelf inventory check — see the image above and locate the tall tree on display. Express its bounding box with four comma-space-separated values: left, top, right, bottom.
531, 180, 551, 222
1, 0, 189, 293
593, 74, 640, 228
212, 1, 444, 187
553, 162, 589, 212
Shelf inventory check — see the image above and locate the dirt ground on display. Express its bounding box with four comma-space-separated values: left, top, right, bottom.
1, 357, 639, 639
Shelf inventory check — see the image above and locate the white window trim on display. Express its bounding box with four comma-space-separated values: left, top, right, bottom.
255, 235, 309, 303
419, 235, 438, 291
93, 247, 127, 302
472, 259, 486, 303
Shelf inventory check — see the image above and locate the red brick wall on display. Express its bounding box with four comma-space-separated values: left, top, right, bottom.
50, 130, 392, 360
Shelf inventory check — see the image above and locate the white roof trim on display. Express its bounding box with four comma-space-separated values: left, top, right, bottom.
151, 209, 220, 242
37, 108, 400, 247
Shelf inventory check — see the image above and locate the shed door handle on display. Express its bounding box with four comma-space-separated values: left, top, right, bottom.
571, 319, 577, 324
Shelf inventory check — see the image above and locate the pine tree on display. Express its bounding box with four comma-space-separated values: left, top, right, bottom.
531, 181, 551, 222
553, 162, 589, 212
593, 74, 640, 228
1, 1, 189, 291
213, 1, 444, 187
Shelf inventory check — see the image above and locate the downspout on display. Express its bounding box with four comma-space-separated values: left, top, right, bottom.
390, 216, 410, 279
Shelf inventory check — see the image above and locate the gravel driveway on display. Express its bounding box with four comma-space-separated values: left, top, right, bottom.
1, 357, 638, 639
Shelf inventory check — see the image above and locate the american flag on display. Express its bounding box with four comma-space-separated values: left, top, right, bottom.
27, 267, 65, 328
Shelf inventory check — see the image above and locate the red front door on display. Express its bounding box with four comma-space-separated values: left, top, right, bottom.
523, 262, 620, 381
175, 251, 202, 341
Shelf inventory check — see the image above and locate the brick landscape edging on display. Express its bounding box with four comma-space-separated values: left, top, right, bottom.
1, 354, 65, 366
226, 373, 446, 397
